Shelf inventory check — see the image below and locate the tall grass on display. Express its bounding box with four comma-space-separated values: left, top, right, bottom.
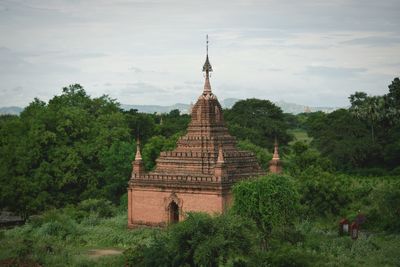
0, 202, 157, 266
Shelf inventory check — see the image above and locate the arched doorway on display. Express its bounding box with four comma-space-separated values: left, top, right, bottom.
169, 201, 179, 224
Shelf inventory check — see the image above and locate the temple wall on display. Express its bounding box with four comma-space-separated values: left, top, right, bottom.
128, 187, 230, 228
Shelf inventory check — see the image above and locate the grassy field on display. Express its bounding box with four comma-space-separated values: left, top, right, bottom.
0, 211, 157, 266
288, 128, 313, 145
1, 208, 399, 266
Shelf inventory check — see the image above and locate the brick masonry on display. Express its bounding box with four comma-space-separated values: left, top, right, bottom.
127, 53, 264, 228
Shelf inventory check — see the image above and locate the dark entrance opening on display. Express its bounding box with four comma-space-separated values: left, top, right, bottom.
169, 201, 179, 224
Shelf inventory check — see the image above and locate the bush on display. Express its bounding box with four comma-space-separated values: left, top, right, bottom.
37, 219, 80, 240
232, 174, 300, 250
259, 245, 322, 267
370, 181, 400, 232
297, 170, 352, 217
124, 213, 258, 267
77, 198, 116, 218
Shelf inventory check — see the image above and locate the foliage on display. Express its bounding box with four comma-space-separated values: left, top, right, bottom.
285, 141, 333, 176
237, 139, 272, 170
369, 181, 400, 232
0, 203, 156, 266
124, 212, 258, 267
224, 98, 292, 149
304, 77, 400, 171
1, 78, 400, 266
157, 109, 191, 138
76, 198, 115, 218
0, 85, 133, 218
349, 92, 385, 142
296, 169, 353, 217
232, 175, 300, 249
142, 133, 180, 170
305, 109, 381, 170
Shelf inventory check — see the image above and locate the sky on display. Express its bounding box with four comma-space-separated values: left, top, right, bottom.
0, 0, 399, 108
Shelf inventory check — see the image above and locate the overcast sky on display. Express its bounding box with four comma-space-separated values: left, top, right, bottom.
0, 0, 399, 107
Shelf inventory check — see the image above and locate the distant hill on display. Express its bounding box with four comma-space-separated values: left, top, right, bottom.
121, 99, 340, 115
0, 106, 23, 115
274, 100, 341, 114
121, 103, 192, 114
0, 100, 340, 116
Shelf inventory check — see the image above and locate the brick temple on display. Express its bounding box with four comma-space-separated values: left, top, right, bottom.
127, 47, 264, 228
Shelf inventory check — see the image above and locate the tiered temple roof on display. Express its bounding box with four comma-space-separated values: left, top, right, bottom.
130, 47, 264, 190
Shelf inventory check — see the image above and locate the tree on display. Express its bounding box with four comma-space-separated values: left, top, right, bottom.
224, 98, 292, 149
349, 93, 385, 142
142, 134, 179, 170
124, 109, 157, 143
286, 141, 333, 176
296, 169, 352, 217
0, 84, 133, 218
232, 175, 299, 250
124, 213, 258, 267
236, 139, 272, 171
386, 77, 400, 125
305, 109, 381, 170
157, 109, 190, 138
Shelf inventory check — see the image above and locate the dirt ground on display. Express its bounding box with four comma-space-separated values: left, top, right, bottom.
86, 248, 124, 259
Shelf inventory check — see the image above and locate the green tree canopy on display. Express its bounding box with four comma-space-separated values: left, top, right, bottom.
224, 98, 292, 149
0, 84, 133, 218
232, 174, 300, 249
125, 212, 258, 267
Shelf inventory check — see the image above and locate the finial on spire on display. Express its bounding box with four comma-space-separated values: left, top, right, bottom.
206, 34, 209, 55
202, 35, 213, 94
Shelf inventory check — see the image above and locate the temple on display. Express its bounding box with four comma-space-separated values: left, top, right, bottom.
269, 138, 282, 174
127, 39, 264, 227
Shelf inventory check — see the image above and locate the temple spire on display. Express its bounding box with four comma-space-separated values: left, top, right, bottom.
269, 137, 282, 174
135, 138, 142, 160
202, 35, 213, 94
133, 136, 145, 177
272, 137, 280, 160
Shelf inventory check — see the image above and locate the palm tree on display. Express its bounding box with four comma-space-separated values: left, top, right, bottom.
349, 92, 384, 142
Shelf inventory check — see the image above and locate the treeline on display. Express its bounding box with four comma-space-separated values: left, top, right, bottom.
0, 85, 290, 219
301, 77, 400, 173
0, 85, 191, 219
1, 78, 399, 220
1, 79, 400, 266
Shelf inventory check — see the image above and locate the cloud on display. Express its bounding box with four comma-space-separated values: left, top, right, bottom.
0, 47, 81, 75
341, 35, 400, 47
119, 82, 168, 96
304, 66, 368, 78
0, 0, 399, 107
128, 67, 143, 73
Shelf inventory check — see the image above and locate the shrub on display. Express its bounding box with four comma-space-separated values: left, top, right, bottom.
77, 198, 115, 218
233, 175, 299, 242
370, 181, 400, 232
124, 213, 258, 267
259, 245, 322, 267
297, 170, 352, 217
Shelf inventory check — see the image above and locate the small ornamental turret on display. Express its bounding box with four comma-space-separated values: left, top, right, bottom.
214, 144, 226, 181
269, 138, 282, 174
133, 138, 145, 177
